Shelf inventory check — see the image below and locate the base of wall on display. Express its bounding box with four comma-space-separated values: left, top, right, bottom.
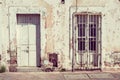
102, 67, 120, 72
16, 67, 42, 72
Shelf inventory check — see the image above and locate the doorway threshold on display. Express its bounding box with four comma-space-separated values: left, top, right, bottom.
16, 67, 42, 72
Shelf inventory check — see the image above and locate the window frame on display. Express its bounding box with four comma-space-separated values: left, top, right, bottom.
74, 13, 101, 53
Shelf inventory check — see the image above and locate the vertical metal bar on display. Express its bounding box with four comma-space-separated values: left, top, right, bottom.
92, 15, 94, 69
82, 15, 84, 69
78, 15, 80, 67
99, 14, 102, 69
96, 15, 99, 68
89, 15, 91, 69
81, 15, 83, 68
100, 15, 102, 70
83, 15, 85, 68
39, 14, 41, 67
83, 15, 84, 68
72, 14, 75, 72
98, 15, 100, 68
97, 15, 99, 68
99, 15, 101, 68
79, 15, 82, 68
74, 16, 78, 68
96, 15, 97, 67
93, 15, 95, 68
87, 14, 89, 69
96, 15, 98, 67
78, 15, 79, 53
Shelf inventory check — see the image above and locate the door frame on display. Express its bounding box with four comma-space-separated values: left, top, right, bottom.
72, 13, 102, 70
9, 7, 46, 67
16, 14, 41, 67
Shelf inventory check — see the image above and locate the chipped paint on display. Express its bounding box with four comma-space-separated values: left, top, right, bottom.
0, 0, 120, 72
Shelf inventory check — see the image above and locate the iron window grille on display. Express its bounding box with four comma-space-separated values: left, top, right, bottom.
73, 13, 101, 69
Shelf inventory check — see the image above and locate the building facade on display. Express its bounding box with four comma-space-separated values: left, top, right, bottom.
0, 0, 120, 71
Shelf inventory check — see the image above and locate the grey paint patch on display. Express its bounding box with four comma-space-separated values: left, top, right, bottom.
64, 74, 89, 80
88, 73, 114, 78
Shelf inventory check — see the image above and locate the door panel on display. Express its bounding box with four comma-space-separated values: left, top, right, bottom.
29, 25, 36, 66
17, 14, 40, 67
17, 25, 29, 66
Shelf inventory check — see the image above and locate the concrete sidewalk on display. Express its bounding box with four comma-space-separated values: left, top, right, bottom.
0, 72, 120, 80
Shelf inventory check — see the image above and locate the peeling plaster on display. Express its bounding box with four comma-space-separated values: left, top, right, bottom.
0, 0, 120, 71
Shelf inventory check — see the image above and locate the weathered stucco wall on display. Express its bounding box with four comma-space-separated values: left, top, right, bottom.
0, 0, 120, 71
71, 0, 120, 71
3, 0, 72, 71
101, 0, 120, 70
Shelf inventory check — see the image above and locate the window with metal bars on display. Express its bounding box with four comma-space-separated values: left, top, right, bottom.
75, 13, 101, 52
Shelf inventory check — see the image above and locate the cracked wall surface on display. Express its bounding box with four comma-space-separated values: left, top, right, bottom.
0, 0, 120, 71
